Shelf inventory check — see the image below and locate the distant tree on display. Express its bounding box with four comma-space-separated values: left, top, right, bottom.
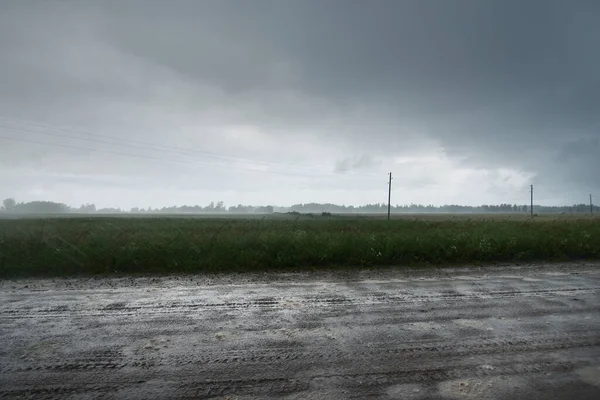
97, 207, 122, 213
78, 203, 96, 213
10, 201, 69, 214
229, 204, 255, 213
3, 198, 16, 212
253, 205, 274, 214
202, 201, 215, 212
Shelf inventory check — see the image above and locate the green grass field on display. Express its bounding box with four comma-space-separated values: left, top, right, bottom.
0, 214, 599, 277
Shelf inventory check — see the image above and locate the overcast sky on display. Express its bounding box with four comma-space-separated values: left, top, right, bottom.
1, 0, 598, 209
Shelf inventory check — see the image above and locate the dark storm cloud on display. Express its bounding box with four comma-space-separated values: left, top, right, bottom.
96, 0, 599, 112
1, 0, 599, 205
94, 1, 600, 159
550, 138, 600, 188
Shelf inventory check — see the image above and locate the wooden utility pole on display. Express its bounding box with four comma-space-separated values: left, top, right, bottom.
530, 184, 534, 217
591, 194, 594, 216
387, 172, 393, 220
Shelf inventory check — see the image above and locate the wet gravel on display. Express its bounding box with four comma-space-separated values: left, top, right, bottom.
1, 262, 600, 399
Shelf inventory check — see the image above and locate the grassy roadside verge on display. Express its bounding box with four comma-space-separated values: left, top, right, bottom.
1, 217, 599, 278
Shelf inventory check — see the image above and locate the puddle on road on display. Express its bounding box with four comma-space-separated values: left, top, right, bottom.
438, 376, 528, 399
403, 321, 444, 331
385, 383, 426, 399
576, 365, 600, 387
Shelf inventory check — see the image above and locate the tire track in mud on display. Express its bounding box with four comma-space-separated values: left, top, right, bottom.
2, 332, 598, 374
163, 361, 579, 398
1, 286, 598, 319
0, 361, 584, 399
0, 379, 309, 400
2, 269, 600, 399
0, 385, 124, 400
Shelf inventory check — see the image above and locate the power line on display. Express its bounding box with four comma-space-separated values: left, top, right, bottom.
0, 116, 383, 178
0, 123, 310, 171
0, 116, 344, 174
0, 135, 318, 178
0, 123, 198, 155
0, 135, 378, 180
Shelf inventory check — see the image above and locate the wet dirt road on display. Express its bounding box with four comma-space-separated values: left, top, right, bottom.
1, 263, 600, 399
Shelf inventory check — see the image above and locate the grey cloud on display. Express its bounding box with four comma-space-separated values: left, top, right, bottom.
334, 155, 379, 173
1, 0, 599, 206
549, 138, 600, 188
96, 2, 600, 145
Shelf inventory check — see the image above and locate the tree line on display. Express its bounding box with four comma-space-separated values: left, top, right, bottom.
1, 198, 598, 215
285, 202, 598, 214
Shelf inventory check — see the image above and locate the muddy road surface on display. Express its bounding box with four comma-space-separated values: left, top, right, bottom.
2, 263, 600, 399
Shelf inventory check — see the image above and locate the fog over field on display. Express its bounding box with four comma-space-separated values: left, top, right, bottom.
0, 0, 598, 210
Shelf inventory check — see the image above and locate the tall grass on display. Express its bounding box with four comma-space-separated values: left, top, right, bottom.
0, 216, 599, 277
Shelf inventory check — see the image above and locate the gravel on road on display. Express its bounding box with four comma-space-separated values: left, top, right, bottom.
1, 263, 600, 399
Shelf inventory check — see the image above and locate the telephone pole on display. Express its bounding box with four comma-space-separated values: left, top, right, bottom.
530, 184, 534, 217
591, 194, 594, 216
387, 172, 393, 220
